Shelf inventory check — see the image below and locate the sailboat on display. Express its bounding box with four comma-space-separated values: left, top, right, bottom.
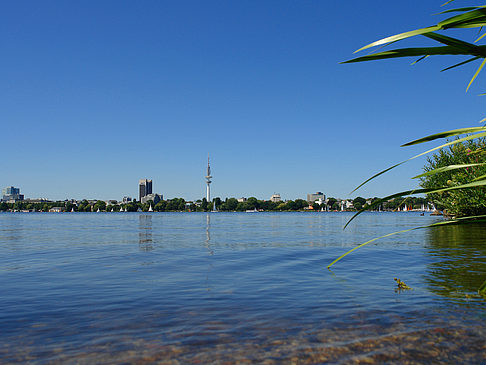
111, 208, 114, 212
148, 204, 153, 212
97, 208, 100, 213
120, 206, 124, 212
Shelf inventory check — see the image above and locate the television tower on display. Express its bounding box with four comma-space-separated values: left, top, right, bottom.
205, 154, 212, 202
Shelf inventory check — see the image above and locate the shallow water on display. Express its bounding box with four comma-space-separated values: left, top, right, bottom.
0, 212, 485, 364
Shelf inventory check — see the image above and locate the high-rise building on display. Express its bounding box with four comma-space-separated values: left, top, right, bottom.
2, 186, 24, 202
139, 179, 152, 201
307, 192, 325, 204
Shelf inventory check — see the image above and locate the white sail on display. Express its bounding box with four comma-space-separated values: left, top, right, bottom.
148, 204, 153, 212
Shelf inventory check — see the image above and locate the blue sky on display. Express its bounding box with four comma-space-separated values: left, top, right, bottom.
2, 1, 485, 201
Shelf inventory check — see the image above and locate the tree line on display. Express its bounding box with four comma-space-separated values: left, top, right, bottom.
1, 196, 430, 212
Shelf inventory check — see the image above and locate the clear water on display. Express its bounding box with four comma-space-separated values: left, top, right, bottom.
1, 212, 485, 364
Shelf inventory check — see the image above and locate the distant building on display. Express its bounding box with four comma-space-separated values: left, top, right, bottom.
139, 179, 152, 201
49, 207, 63, 213
141, 193, 162, 205
307, 192, 325, 204
122, 196, 132, 204
270, 193, 281, 203
2, 186, 24, 202
237, 197, 247, 203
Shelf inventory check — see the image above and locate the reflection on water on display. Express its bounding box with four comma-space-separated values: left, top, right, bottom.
138, 214, 153, 251
205, 213, 213, 255
425, 223, 486, 298
1, 212, 485, 364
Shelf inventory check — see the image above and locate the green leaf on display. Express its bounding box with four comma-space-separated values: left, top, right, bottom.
472, 173, 486, 181
354, 25, 441, 53
438, 7, 484, 15
347, 178, 486, 229
343, 45, 477, 64
479, 280, 486, 295
401, 126, 486, 146
411, 55, 429, 65
467, 57, 486, 91
441, 56, 481, 72
423, 32, 479, 52
475, 31, 486, 42
329, 214, 486, 269
351, 132, 486, 194
438, 8, 486, 29
412, 163, 485, 179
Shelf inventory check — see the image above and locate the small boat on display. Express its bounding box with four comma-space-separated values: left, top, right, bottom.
148, 204, 153, 212
120, 207, 124, 212
97, 208, 100, 213
245, 208, 258, 213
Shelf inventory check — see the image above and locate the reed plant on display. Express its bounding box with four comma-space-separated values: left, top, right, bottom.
328, 1, 486, 295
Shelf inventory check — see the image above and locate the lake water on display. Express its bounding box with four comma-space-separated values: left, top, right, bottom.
1, 212, 485, 364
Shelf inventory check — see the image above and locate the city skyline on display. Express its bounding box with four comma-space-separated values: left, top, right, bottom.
2, 2, 483, 201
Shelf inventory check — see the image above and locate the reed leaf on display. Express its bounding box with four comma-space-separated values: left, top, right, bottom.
351, 132, 486, 194
354, 26, 441, 53
467, 57, 486, 91
342, 45, 480, 64
346, 179, 486, 229
441, 56, 481, 71
330, 215, 486, 269
479, 279, 486, 295
412, 163, 485, 179
401, 126, 486, 146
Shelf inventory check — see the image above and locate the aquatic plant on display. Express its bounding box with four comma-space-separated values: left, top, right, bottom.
328, 1, 486, 295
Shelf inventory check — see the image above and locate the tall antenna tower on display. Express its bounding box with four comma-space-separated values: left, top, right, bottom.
205, 154, 212, 202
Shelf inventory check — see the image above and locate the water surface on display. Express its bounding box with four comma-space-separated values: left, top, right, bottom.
1, 212, 485, 364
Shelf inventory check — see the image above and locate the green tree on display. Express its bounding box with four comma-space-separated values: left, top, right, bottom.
420, 138, 486, 217
225, 198, 238, 211
201, 198, 208, 211
93, 200, 106, 212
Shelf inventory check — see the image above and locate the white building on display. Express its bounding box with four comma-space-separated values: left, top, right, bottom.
270, 193, 281, 203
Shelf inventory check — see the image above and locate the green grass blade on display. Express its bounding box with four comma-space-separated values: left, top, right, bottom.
472, 173, 486, 181
441, 0, 456, 6
352, 132, 486, 195
423, 32, 479, 52
347, 177, 486, 229
479, 280, 486, 295
327, 228, 417, 269
401, 126, 486, 146
441, 56, 481, 72
354, 25, 441, 53
330, 215, 486, 269
438, 7, 483, 15
350, 162, 404, 194
343, 45, 473, 64
411, 55, 429, 65
475, 31, 486, 42
438, 8, 486, 29
412, 163, 485, 179
467, 57, 486, 91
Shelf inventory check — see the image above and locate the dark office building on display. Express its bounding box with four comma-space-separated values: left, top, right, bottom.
139, 179, 152, 201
